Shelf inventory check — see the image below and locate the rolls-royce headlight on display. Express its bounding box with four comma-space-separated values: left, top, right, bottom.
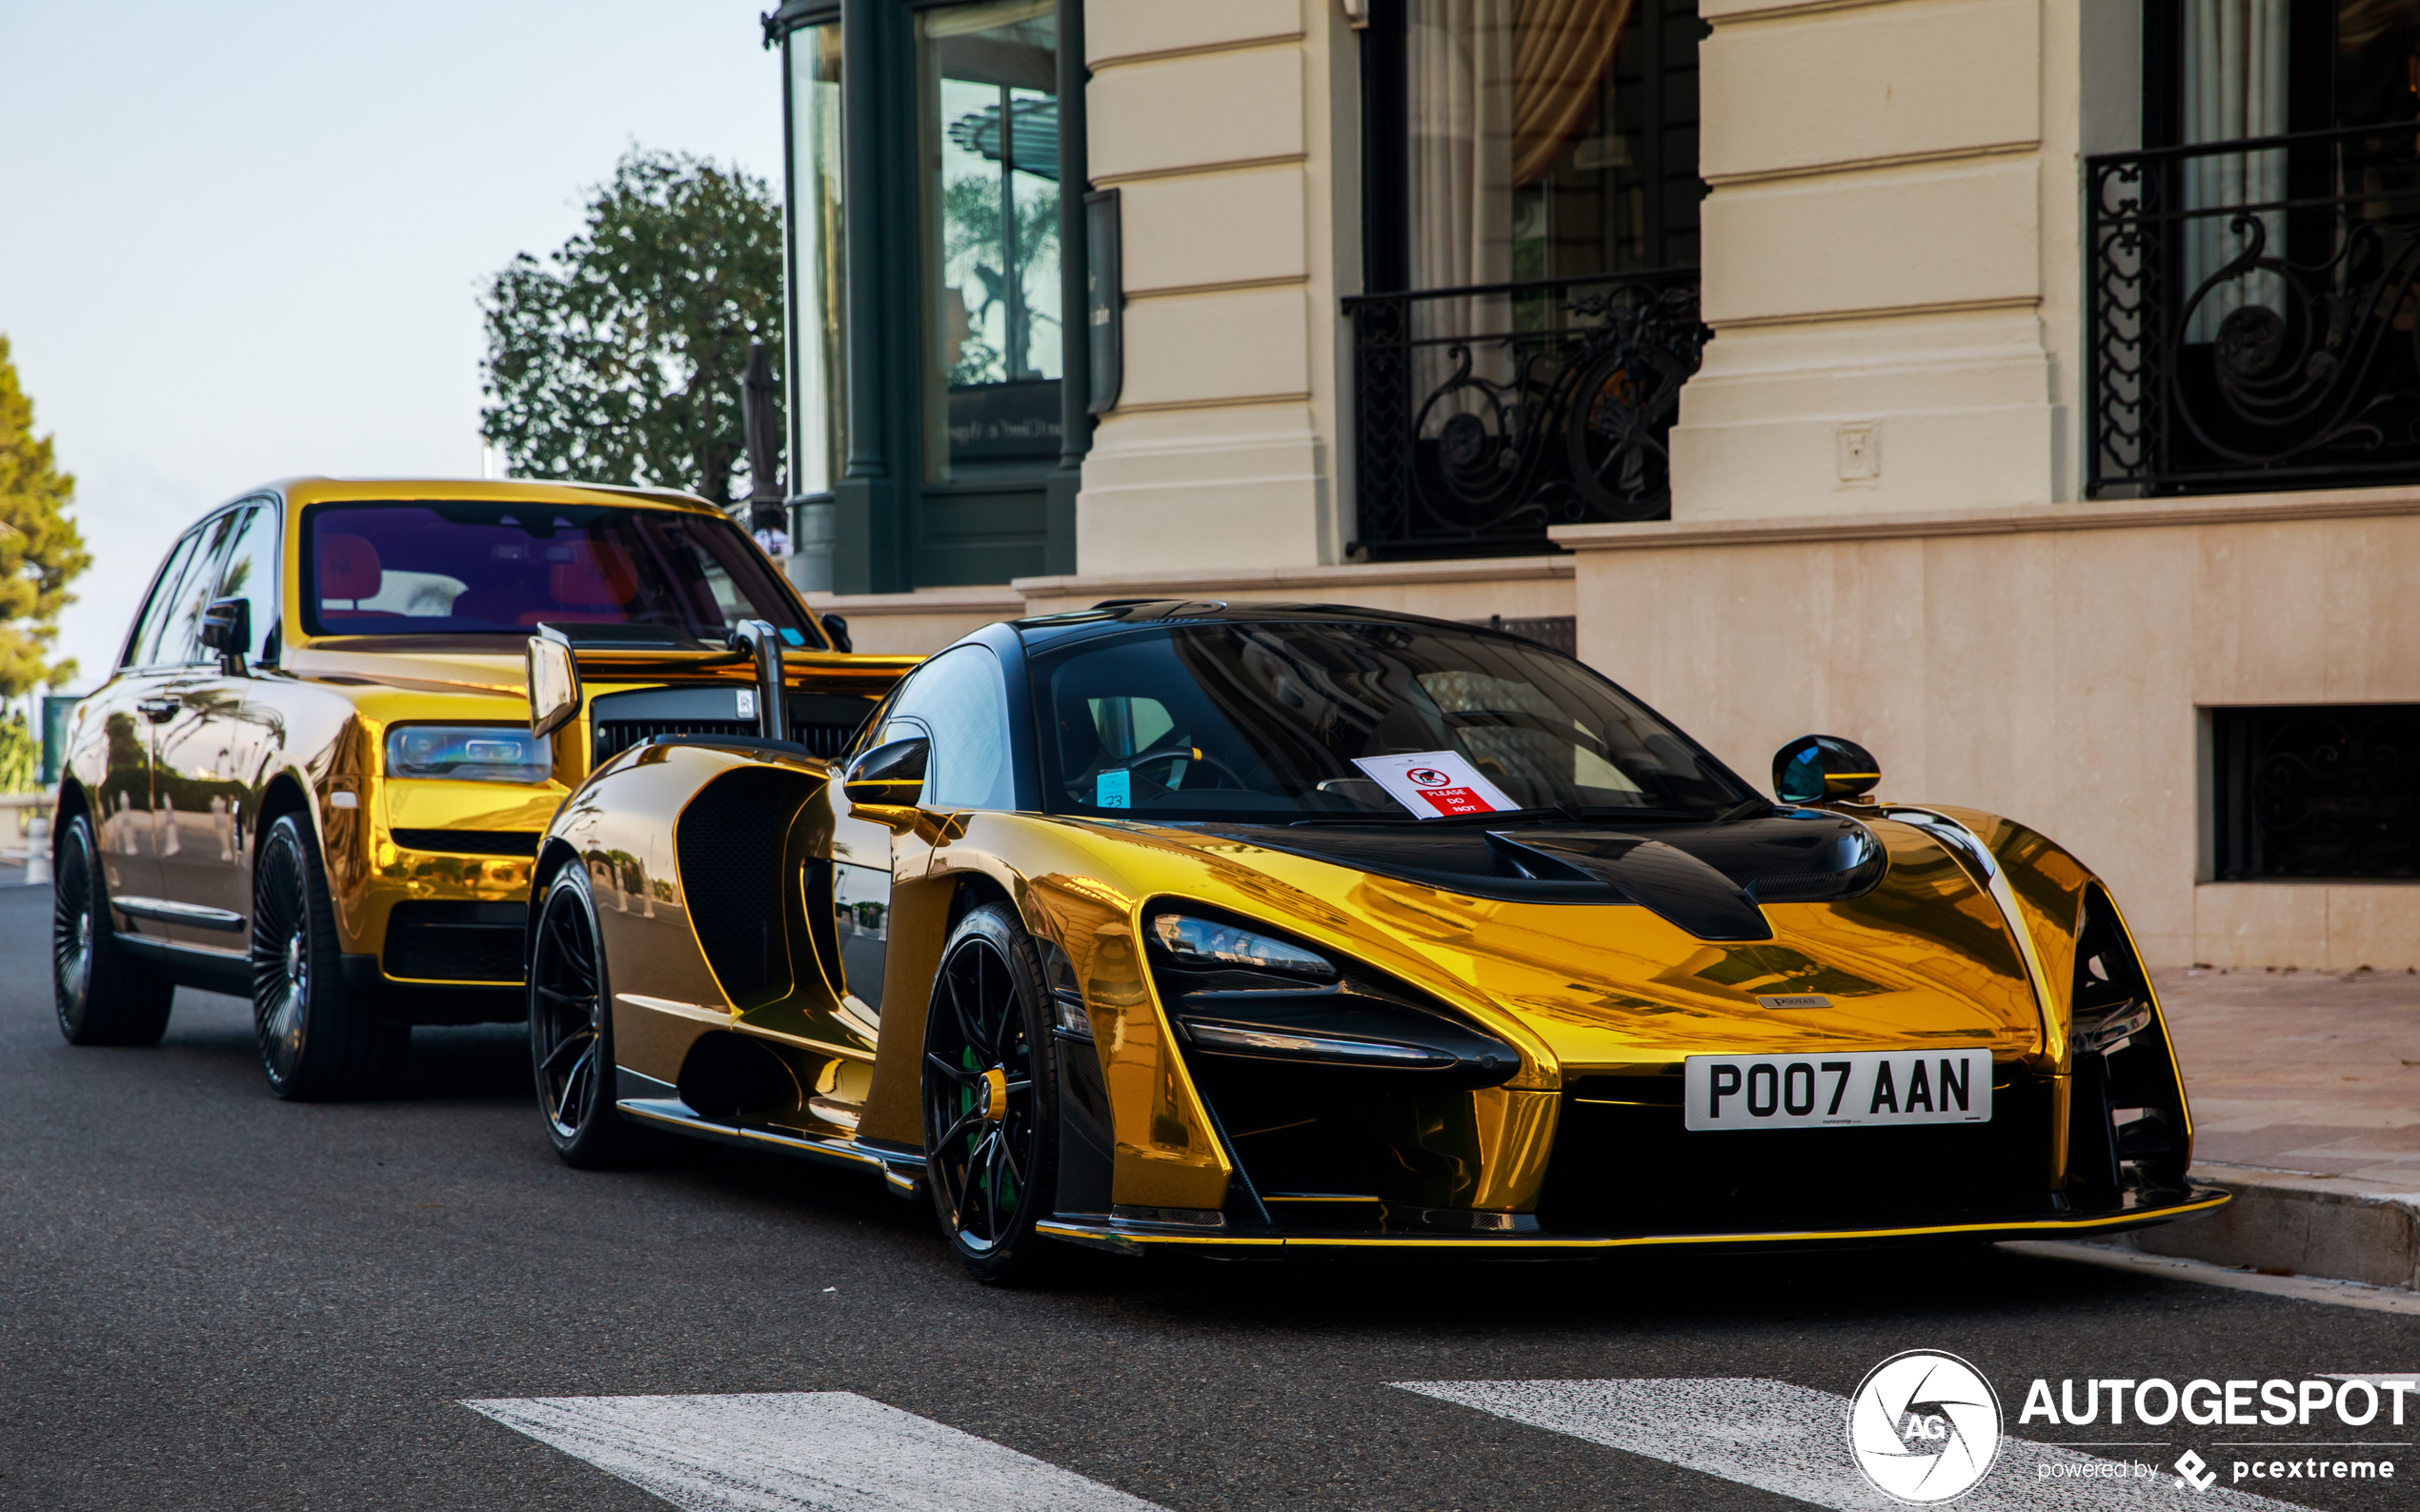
385, 725, 551, 783
1150, 913, 1336, 979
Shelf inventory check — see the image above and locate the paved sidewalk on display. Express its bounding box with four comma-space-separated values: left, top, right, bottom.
2126, 965, 2420, 1287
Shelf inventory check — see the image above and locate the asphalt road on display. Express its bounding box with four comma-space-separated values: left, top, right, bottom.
1, 878, 2412, 1511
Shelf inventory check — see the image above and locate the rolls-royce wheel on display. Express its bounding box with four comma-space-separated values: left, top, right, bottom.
51, 811, 172, 1046
920, 900, 1060, 1284
529, 860, 641, 1167
250, 814, 409, 1099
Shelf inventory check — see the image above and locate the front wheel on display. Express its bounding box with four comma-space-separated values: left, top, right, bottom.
529, 860, 641, 1167
249, 814, 409, 1099
921, 900, 1061, 1284
52, 811, 172, 1046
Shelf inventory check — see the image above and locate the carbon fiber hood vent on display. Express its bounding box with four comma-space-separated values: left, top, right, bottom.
1189, 812, 1885, 941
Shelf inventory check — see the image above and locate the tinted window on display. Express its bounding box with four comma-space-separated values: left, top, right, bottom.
136, 513, 246, 668
299, 500, 823, 645
883, 644, 1014, 810
124, 531, 204, 668
1032, 621, 1755, 822
212, 501, 281, 659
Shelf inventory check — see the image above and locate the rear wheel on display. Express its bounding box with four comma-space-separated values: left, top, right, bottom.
250, 814, 409, 1099
529, 861, 640, 1167
51, 811, 172, 1046
921, 901, 1060, 1284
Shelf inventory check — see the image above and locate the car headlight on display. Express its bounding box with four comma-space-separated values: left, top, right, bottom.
1150, 913, 1336, 979
385, 725, 552, 783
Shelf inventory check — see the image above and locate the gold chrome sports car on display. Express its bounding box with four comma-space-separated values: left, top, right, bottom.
53, 477, 912, 1099
524, 601, 2225, 1280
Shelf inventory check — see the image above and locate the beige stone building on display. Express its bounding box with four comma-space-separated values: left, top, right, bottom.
762, 0, 2420, 969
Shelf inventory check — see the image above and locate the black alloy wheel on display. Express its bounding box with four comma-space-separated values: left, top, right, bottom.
51, 811, 172, 1046
920, 900, 1060, 1284
528, 860, 640, 1167
249, 814, 409, 1100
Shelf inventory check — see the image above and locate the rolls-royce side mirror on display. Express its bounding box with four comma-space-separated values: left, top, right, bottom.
1773, 734, 1881, 804
821, 613, 853, 654
199, 596, 251, 675
844, 736, 929, 808
526, 633, 582, 738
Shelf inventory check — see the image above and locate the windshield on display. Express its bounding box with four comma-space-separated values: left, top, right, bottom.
1033, 621, 1757, 823
300, 500, 823, 645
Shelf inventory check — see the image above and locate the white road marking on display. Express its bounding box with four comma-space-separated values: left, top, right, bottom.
2005, 1240, 2420, 1316
1394, 1379, 2315, 1510
463, 1391, 1166, 1512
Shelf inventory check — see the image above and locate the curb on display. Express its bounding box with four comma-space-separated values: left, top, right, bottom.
2119, 1168, 2420, 1290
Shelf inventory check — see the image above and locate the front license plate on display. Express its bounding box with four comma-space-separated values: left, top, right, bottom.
1682, 1048, 1992, 1131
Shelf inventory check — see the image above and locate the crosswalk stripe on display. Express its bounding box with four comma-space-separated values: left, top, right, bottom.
462, 1392, 1168, 1512
1394, 1379, 2313, 1510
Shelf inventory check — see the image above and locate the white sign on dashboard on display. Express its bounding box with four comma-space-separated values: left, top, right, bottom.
1350, 750, 1519, 818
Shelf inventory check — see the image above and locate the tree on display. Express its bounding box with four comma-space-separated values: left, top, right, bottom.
480, 150, 785, 508
0, 336, 91, 697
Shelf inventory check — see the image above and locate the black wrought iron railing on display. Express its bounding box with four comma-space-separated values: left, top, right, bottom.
2088, 122, 2420, 496
1344, 270, 1707, 559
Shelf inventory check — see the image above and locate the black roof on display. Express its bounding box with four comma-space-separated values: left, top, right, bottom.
1007, 599, 1533, 653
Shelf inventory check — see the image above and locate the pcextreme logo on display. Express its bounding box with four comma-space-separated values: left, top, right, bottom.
1846, 1350, 2004, 1503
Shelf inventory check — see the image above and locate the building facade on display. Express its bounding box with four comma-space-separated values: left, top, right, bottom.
761, 0, 2420, 970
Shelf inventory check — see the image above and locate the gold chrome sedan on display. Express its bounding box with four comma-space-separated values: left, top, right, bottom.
523, 601, 2224, 1281
52, 477, 912, 1099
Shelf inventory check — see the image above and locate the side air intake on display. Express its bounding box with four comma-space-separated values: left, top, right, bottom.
675, 767, 815, 1006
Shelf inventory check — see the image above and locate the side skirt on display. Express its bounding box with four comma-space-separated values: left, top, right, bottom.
115, 934, 249, 996
612, 1082, 927, 1193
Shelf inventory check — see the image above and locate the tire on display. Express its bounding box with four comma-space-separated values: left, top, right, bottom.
249, 814, 409, 1099
529, 860, 642, 1168
921, 900, 1061, 1284
51, 811, 173, 1046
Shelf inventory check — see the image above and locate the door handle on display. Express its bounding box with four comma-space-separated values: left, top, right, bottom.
137, 697, 180, 723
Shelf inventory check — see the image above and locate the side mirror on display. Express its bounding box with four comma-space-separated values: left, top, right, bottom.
199, 596, 251, 674
526, 632, 582, 738
821, 613, 853, 655
1773, 734, 1881, 804
844, 736, 929, 808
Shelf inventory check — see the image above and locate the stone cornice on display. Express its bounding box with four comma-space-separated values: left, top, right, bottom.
1550, 487, 2420, 553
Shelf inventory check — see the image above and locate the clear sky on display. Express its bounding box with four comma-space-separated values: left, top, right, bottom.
0, 0, 785, 691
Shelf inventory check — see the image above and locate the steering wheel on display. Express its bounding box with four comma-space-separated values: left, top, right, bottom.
1114, 739, 1254, 793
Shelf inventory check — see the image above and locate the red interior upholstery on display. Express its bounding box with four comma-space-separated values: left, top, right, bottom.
318, 534, 383, 601
548, 541, 636, 608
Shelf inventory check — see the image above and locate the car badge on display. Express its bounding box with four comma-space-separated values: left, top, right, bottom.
1757, 994, 1834, 1010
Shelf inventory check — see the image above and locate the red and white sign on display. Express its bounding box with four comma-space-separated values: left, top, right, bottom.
1350, 750, 1519, 818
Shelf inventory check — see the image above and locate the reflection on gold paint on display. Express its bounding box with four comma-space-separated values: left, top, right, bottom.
1468, 1087, 1559, 1211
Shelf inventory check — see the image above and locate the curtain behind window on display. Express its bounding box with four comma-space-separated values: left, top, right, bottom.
2182, 0, 2289, 340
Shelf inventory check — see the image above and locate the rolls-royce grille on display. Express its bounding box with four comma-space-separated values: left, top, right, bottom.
593, 717, 859, 765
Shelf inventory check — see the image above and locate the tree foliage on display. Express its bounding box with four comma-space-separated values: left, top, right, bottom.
480, 150, 785, 507
0, 336, 91, 696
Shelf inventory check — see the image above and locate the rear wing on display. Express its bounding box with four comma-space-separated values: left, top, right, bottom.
526, 621, 918, 743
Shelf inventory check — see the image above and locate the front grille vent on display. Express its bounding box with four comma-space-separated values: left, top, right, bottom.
385, 900, 528, 982
594, 717, 859, 765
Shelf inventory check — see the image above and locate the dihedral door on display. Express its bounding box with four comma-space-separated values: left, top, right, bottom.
829, 811, 893, 1016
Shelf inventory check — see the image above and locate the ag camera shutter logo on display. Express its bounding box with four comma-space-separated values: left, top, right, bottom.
1846, 1350, 2004, 1502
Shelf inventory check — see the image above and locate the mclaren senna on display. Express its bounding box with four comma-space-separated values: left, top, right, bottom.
518, 600, 2225, 1280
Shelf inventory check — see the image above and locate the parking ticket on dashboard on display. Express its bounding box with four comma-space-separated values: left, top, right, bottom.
1350, 750, 1519, 817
